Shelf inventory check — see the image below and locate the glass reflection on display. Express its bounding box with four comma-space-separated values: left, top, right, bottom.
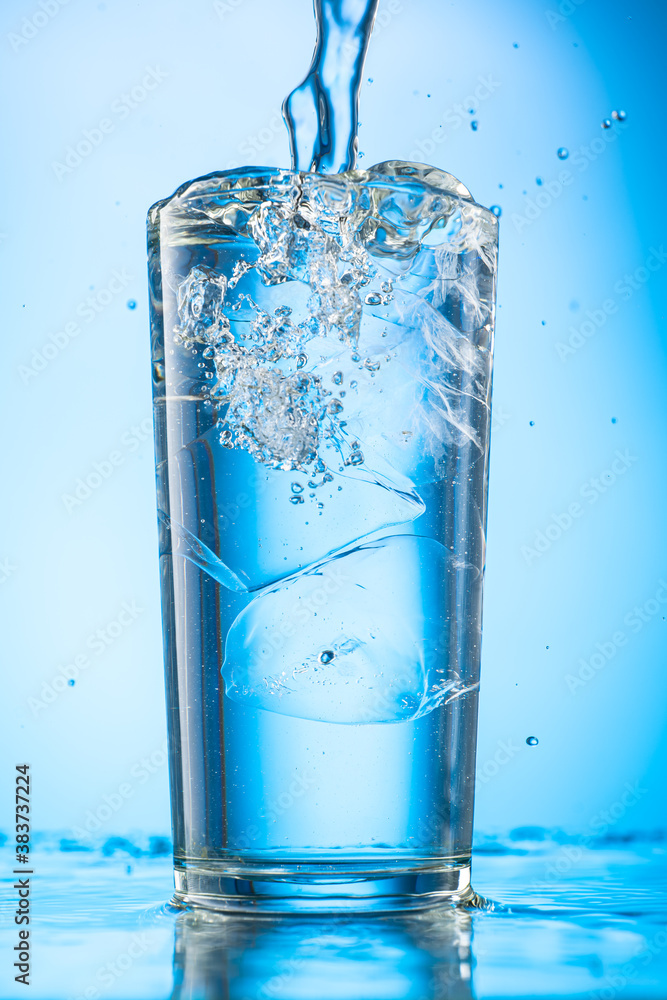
170, 905, 475, 999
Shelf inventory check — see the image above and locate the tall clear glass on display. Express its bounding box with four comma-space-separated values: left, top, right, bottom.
147, 161, 497, 911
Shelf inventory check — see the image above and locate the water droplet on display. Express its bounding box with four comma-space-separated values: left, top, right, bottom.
611, 417, 617, 424
289, 495, 304, 505
317, 502, 324, 510
68, 679, 75, 687
541, 320, 546, 326
350, 352, 361, 363
526, 737, 539, 746
365, 292, 382, 305
127, 299, 137, 310
337, 485, 343, 491
529, 420, 535, 426
611, 109, 626, 121
319, 650, 335, 664
332, 371, 343, 385
557, 147, 569, 159
490, 205, 502, 217
536, 177, 543, 186
328, 399, 343, 414
601, 118, 612, 129
513, 42, 519, 48
364, 358, 380, 372
470, 120, 478, 131
350, 380, 358, 389
296, 354, 308, 369
367, 77, 373, 84
291, 482, 304, 494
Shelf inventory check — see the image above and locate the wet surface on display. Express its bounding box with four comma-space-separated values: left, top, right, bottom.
1, 833, 666, 998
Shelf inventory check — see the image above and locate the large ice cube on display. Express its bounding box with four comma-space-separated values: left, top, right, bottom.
303, 292, 491, 491
165, 430, 423, 592
221, 534, 479, 724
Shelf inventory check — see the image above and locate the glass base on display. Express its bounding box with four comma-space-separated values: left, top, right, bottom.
172, 858, 474, 913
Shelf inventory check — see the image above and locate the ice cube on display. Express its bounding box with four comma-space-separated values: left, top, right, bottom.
166, 432, 423, 592
324, 292, 491, 490
222, 534, 479, 724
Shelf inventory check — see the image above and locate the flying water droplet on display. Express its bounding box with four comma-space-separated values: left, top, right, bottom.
470, 120, 478, 131
529, 420, 535, 426
319, 650, 335, 664
490, 205, 502, 217
291, 482, 304, 494
611, 109, 626, 121
557, 147, 569, 160
290, 495, 305, 505
332, 371, 343, 385
601, 118, 612, 129
526, 736, 539, 746
127, 299, 137, 310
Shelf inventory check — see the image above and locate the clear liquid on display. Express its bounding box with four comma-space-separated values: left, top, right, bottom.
283, 0, 380, 172
148, 162, 497, 875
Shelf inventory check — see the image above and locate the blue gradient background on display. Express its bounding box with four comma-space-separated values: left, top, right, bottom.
1, 0, 665, 844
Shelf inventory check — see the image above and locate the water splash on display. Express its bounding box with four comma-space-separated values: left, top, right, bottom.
282, 0, 380, 173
